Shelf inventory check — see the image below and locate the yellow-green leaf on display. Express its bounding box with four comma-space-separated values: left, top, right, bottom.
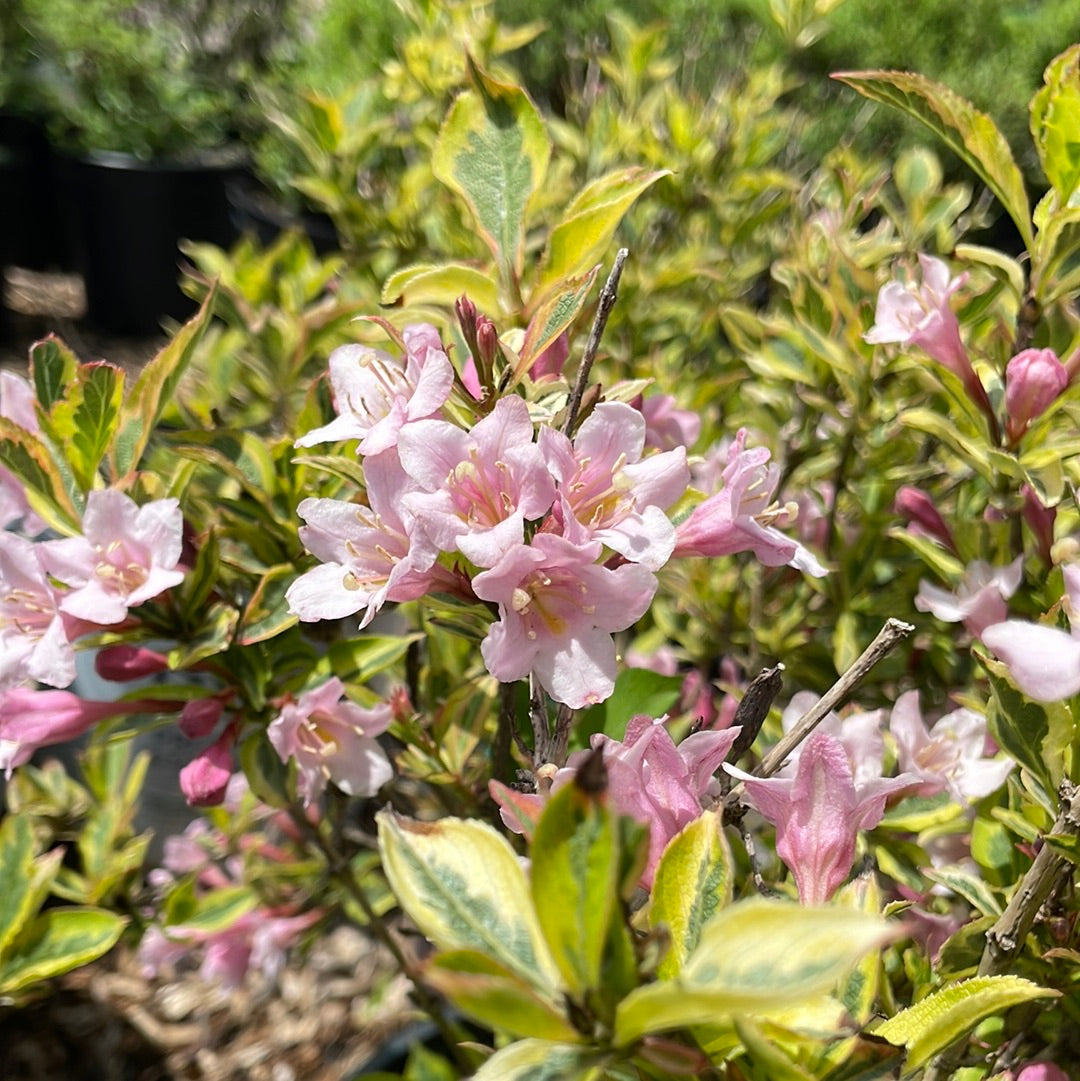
470, 1039, 600, 1081
0, 908, 126, 995
649, 810, 733, 979
833, 71, 1033, 251
0, 418, 82, 532
872, 976, 1058, 1073
0, 815, 37, 957
432, 62, 550, 284
512, 267, 598, 386
381, 262, 501, 313
1031, 45, 1080, 205
614, 898, 892, 1046
535, 167, 669, 296
29, 336, 79, 416
377, 811, 561, 992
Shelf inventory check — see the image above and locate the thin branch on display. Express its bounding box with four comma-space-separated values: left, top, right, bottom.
528, 673, 550, 766
563, 248, 630, 435
923, 778, 1080, 1081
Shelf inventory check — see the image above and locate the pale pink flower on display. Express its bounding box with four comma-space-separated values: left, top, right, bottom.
491, 714, 742, 888
727, 731, 913, 905
0, 532, 76, 691
0, 687, 163, 777
295, 323, 454, 456
637, 394, 702, 452
915, 557, 1023, 637
268, 677, 392, 806
40, 490, 185, 625
780, 691, 886, 787
287, 450, 452, 627
472, 533, 657, 708
1005, 348, 1068, 441
982, 564, 1080, 701
1015, 1064, 1070, 1081
398, 395, 556, 568
0, 371, 45, 532
890, 691, 1013, 804
672, 429, 827, 576
539, 401, 689, 571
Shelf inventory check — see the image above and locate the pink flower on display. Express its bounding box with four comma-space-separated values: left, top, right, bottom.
531, 332, 569, 381
295, 323, 454, 456
397, 395, 556, 568
0, 687, 160, 777
287, 450, 452, 627
915, 557, 1023, 637
636, 394, 702, 452
672, 429, 827, 576
472, 533, 657, 708
895, 486, 956, 552
1005, 348, 1069, 441
0, 371, 46, 533
865, 254, 971, 379
0, 532, 76, 691
491, 714, 742, 889
780, 691, 886, 787
268, 677, 392, 806
179, 729, 235, 806
539, 401, 689, 571
727, 731, 912, 904
1015, 1064, 1070, 1081
890, 691, 1013, 804
40, 491, 185, 625
982, 564, 1080, 701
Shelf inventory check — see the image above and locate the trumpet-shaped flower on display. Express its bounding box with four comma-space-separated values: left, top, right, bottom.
673, 429, 827, 576
727, 731, 912, 905
295, 323, 454, 456
472, 532, 657, 708
889, 691, 1013, 804
268, 677, 393, 806
539, 401, 688, 571
982, 564, 1080, 701
637, 393, 702, 452
0, 532, 76, 691
287, 450, 452, 627
915, 557, 1023, 638
397, 395, 556, 567
780, 691, 886, 786
40, 490, 185, 625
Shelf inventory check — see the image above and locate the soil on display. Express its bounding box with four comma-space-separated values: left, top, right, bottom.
0, 268, 418, 1081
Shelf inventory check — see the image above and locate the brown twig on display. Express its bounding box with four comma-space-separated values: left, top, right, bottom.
563, 248, 629, 435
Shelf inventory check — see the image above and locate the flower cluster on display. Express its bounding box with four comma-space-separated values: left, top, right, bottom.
287, 322, 826, 708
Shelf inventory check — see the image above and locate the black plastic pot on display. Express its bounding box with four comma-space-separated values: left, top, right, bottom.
226, 174, 341, 255
0, 112, 73, 273
63, 147, 247, 336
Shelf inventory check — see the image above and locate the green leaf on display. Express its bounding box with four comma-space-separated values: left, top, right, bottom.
0, 418, 82, 532
0, 908, 126, 995
424, 951, 582, 1041
512, 267, 599, 386
922, 866, 1002, 917
29, 336, 79, 415
324, 634, 423, 684
469, 1040, 599, 1081
900, 408, 994, 484
381, 263, 501, 313
530, 776, 619, 998
167, 602, 239, 668
982, 654, 1071, 799
832, 71, 1033, 251
177, 886, 259, 934
0, 815, 37, 957
432, 62, 550, 284
603, 668, 684, 740
535, 168, 669, 296
111, 283, 218, 477
614, 898, 892, 1046
238, 564, 299, 645
649, 810, 733, 979
871, 976, 1057, 1073
377, 811, 561, 992
69, 361, 125, 490
1030, 45, 1080, 205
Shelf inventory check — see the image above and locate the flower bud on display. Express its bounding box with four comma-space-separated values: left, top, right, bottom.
531, 331, 569, 380
1022, 484, 1056, 566
179, 732, 234, 807
1005, 348, 1068, 441
894, 486, 955, 552
179, 697, 224, 739
94, 644, 169, 682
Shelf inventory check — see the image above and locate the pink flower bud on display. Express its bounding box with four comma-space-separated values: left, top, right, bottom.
894, 486, 955, 552
179, 697, 225, 739
94, 644, 169, 682
1005, 348, 1068, 441
1015, 1065, 1069, 1081
531, 331, 569, 380
179, 732, 234, 807
1022, 484, 1056, 566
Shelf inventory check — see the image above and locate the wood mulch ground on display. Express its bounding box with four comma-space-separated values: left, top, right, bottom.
0, 268, 417, 1081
